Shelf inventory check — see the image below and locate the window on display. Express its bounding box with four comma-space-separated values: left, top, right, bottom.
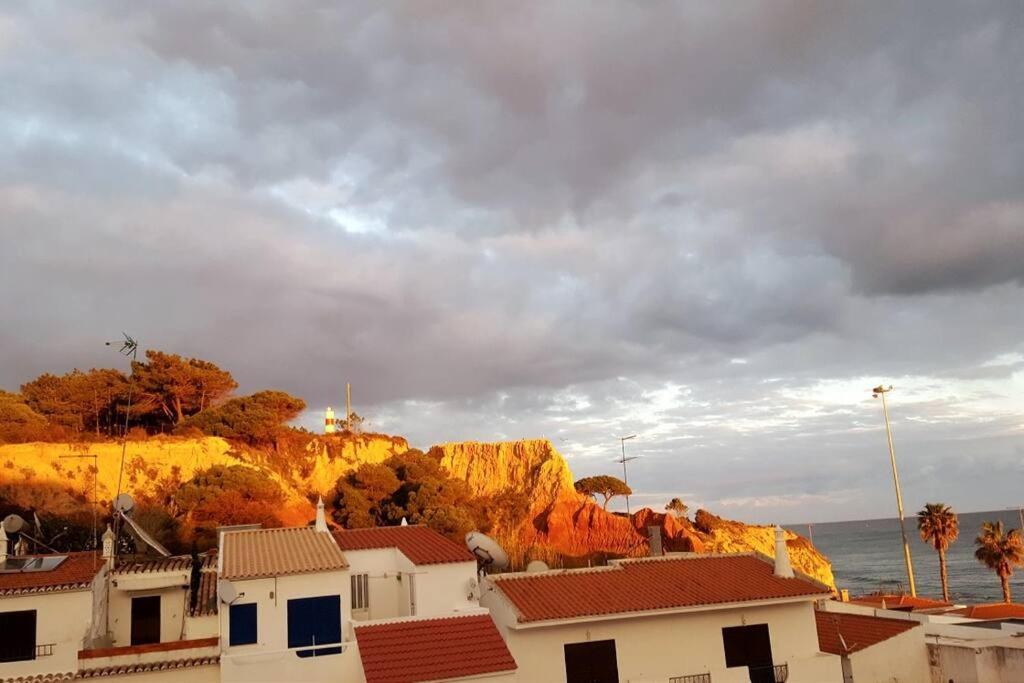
0, 610, 36, 662
351, 573, 370, 610
229, 603, 257, 646
287, 595, 342, 657
130, 596, 161, 646
563, 639, 619, 683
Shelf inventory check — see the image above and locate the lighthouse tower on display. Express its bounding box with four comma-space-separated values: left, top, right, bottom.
324, 406, 336, 434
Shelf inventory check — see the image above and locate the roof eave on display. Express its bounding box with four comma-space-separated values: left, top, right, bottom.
509, 592, 832, 629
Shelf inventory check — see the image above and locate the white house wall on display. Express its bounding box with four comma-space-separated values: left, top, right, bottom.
219, 570, 365, 683
847, 625, 929, 683
107, 584, 192, 647
483, 591, 841, 683
0, 589, 95, 679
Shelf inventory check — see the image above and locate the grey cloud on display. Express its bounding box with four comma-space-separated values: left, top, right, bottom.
2, 2, 1023, 522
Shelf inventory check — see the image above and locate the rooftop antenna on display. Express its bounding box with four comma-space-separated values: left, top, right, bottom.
106, 332, 139, 569
614, 434, 639, 515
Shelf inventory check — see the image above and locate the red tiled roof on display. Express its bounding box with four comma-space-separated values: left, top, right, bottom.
848, 594, 952, 611
493, 554, 830, 623
815, 610, 919, 655
77, 656, 219, 679
191, 566, 218, 617
354, 615, 516, 683
221, 527, 348, 580
1, 673, 74, 683
950, 602, 1024, 620
0, 552, 103, 596
332, 526, 475, 565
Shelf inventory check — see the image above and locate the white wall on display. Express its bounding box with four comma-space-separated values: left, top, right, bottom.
0, 588, 95, 679
108, 585, 191, 646
847, 625, 929, 683
343, 548, 479, 621
219, 569, 364, 683
483, 591, 841, 683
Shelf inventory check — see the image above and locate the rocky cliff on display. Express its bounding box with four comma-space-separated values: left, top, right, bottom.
430, 439, 835, 587
1, 435, 833, 588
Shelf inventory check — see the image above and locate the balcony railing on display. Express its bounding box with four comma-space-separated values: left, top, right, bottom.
36, 643, 55, 657
748, 663, 788, 683
670, 674, 711, 683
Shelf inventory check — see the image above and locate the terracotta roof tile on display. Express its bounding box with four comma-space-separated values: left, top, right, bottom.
0, 552, 103, 597
220, 527, 347, 581
848, 594, 952, 611
113, 551, 216, 575
190, 566, 218, 617
815, 610, 919, 655
1, 673, 74, 683
77, 656, 219, 678
949, 602, 1024, 620
332, 526, 475, 565
493, 554, 830, 623
354, 614, 516, 683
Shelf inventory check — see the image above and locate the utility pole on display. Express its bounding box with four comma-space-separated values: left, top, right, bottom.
872, 385, 916, 597
615, 435, 638, 515
59, 454, 98, 549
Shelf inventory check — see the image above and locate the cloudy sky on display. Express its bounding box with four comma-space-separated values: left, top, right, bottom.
2, 2, 1022, 523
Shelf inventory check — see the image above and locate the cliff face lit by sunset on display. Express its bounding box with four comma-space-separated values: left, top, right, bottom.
0, 434, 833, 586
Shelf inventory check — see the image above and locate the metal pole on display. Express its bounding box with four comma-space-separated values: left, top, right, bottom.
876, 386, 916, 597
620, 438, 630, 515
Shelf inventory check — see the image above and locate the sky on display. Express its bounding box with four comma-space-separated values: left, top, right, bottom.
1, 2, 1022, 524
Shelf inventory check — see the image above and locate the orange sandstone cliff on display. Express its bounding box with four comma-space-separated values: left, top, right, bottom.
430, 439, 834, 587
0, 435, 833, 587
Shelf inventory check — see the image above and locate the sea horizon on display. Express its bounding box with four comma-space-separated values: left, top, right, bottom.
786, 507, 1023, 604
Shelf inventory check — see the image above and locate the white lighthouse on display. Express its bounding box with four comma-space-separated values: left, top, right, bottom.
324, 406, 336, 434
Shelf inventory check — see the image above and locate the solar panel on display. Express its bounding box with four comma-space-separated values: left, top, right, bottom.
0, 555, 67, 573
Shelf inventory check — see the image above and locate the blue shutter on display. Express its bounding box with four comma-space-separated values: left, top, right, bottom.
229, 603, 258, 646
287, 595, 342, 657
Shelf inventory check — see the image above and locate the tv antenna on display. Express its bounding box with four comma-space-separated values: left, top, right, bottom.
614, 434, 639, 514
106, 332, 139, 568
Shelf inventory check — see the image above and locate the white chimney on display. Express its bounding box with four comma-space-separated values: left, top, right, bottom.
774, 525, 794, 578
315, 496, 328, 532
102, 525, 115, 569
0, 525, 8, 563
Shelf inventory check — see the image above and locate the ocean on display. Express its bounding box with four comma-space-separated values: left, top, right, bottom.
786, 508, 1024, 604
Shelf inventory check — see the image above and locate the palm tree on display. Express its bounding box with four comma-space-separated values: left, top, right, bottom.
917, 503, 959, 602
974, 521, 1024, 603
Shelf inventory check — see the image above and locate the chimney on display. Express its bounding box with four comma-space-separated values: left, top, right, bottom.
648, 526, 663, 557
0, 525, 8, 563
773, 525, 794, 578
315, 496, 328, 532
102, 525, 115, 569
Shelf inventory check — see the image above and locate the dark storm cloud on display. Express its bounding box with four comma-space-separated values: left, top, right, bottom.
2, 1, 1023, 520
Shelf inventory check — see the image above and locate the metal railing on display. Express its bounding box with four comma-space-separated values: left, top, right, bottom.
669, 674, 711, 683
36, 643, 55, 657
748, 662, 788, 683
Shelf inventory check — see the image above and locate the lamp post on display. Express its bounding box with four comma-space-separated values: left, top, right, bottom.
616, 435, 638, 515
872, 385, 916, 597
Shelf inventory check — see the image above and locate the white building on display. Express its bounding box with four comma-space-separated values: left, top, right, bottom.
0, 549, 106, 681
481, 550, 842, 682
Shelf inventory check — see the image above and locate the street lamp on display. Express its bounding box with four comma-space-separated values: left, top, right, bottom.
872, 385, 917, 597
615, 435, 639, 515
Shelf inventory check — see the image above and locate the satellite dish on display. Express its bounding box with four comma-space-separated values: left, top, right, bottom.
2, 514, 27, 534
465, 531, 509, 573
114, 494, 135, 515
526, 560, 550, 573
218, 579, 240, 605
